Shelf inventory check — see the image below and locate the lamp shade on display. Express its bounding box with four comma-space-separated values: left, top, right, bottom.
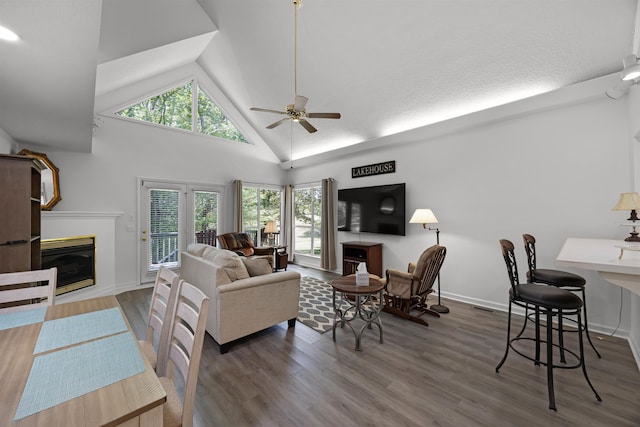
622, 55, 640, 81
612, 192, 640, 210
264, 221, 278, 233
409, 209, 438, 224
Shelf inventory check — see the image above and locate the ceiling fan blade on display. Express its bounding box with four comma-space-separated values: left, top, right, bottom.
294, 95, 308, 111
250, 107, 287, 115
266, 118, 290, 129
306, 112, 341, 119
605, 80, 633, 99
298, 119, 317, 133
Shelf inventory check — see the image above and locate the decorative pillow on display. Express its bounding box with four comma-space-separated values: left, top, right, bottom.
242, 257, 273, 277
202, 246, 219, 262
214, 250, 250, 281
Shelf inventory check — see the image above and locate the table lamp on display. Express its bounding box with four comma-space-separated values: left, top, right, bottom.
612, 192, 640, 242
409, 209, 449, 313
264, 221, 278, 245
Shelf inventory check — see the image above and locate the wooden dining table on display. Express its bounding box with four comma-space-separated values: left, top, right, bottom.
0, 295, 166, 426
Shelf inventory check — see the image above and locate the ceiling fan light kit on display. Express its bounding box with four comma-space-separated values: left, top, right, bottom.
250, 0, 341, 133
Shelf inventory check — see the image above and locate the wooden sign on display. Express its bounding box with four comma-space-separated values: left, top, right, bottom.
352, 161, 396, 178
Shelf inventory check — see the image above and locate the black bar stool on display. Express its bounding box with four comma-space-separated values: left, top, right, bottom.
523, 233, 601, 359
496, 239, 601, 411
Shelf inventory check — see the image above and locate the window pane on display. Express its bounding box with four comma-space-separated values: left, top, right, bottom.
259, 188, 281, 245
197, 85, 249, 143
149, 189, 179, 268
294, 188, 313, 255
194, 191, 218, 232
241, 186, 283, 245
312, 187, 322, 256
117, 82, 192, 130
242, 187, 258, 242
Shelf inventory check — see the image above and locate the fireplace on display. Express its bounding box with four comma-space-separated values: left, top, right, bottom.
41, 235, 96, 295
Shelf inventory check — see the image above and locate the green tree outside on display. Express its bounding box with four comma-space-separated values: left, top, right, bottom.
195, 191, 218, 232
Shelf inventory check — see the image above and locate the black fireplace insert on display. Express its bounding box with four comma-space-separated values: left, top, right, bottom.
41, 236, 96, 295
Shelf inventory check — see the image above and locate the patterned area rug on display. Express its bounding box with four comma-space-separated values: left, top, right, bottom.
298, 276, 334, 333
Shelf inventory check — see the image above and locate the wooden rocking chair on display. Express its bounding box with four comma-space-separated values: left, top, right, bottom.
382, 245, 446, 326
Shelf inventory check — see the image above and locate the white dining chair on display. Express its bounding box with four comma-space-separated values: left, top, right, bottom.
0, 268, 57, 313
158, 280, 209, 427
139, 266, 181, 372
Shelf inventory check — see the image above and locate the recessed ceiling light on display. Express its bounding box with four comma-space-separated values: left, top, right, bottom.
0, 25, 20, 42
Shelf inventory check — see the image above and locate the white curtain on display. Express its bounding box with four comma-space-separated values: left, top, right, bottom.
321, 178, 337, 270
284, 184, 294, 261
233, 179, 243, 232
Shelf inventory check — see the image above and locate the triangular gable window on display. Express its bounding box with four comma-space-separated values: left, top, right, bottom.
116, 80, 248, 143
197, 85, 248, 143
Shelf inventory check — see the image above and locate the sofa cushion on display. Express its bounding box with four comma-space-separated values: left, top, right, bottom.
187, 243, 210, 257
214, 250, 250, 281
202, 246, 220, 261
242, 257, 273, 277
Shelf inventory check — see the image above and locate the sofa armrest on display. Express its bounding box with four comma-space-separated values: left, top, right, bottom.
253, 247, 273, 256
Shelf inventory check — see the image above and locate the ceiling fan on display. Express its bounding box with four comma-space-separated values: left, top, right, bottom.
606, 54, 640, 99
250, 0, 341, 134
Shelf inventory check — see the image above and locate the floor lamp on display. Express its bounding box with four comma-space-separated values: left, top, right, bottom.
409, 208, 449, 313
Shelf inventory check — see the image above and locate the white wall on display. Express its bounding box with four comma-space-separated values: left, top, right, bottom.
0, 127, 16, 154
43, 116, 287, 292
290, 80, 634, 341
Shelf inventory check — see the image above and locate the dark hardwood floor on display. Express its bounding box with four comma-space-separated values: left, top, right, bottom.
117, 264, 640, 426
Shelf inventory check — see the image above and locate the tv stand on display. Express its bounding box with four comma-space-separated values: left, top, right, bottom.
341, 241, 382, 277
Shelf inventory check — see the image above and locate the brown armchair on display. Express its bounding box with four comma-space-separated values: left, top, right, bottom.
217, 232, 273, 265
382, 245, 446, 326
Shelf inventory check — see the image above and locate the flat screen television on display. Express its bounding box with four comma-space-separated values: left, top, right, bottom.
338, 183, 406, 236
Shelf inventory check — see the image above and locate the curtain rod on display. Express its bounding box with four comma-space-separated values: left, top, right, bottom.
239, 179, 331, 187
240, 181, 284, 187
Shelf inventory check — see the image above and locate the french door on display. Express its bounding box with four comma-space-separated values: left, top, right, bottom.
139, 179, 222, 284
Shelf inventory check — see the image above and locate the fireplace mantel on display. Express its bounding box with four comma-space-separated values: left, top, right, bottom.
41, 211, 122, 302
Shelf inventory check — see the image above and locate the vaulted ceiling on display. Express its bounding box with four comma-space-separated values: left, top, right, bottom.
0, 0, 637, 162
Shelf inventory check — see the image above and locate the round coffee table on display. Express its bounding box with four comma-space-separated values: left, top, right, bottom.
330, 274, 384, 351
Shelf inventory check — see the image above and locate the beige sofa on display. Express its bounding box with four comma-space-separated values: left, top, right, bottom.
180, 243, 301, 353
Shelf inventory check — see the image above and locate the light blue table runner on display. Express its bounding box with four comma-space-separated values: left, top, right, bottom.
34, 307, 128, 354
14, 331, 146, 421
0, 307, 46, 331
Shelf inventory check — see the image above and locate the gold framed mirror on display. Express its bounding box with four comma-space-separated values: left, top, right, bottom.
17, 149, 61, 211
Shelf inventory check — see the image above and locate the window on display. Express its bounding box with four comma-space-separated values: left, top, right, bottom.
194, 190, 218, 234
197, 85, 247, 142
149, 188, 180, 268
139, 180, 223, 284
242, 186, 282, 246
116, 80, 248, 143
294, 185, 322, 257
